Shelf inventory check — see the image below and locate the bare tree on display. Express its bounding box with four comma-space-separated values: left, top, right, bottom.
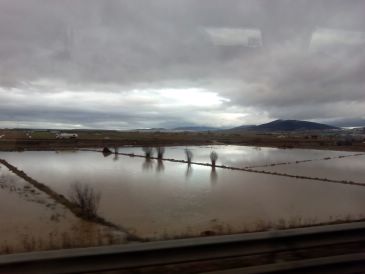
210, 151, 218, 168
156, 147, 165, 160
185, 149, 193, 164
142, 147, 153, 159
69, 182, 101, 218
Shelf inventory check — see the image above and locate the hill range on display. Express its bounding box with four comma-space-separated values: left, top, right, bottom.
230, 119, 339, 132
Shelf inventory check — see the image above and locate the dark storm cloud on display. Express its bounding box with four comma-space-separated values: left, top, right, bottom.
0, 0, 364, 128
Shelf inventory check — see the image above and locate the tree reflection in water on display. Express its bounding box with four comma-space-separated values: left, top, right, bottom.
185, 164, 193, 179
113, 147, 119, 161
142, 158, 154, 171
156, 160, 164, 173
210, 168, 218, 185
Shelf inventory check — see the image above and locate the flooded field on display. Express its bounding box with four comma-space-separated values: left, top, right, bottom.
0, 145, 364, 250
0, 165, 126, 254
257, 154, 365, 182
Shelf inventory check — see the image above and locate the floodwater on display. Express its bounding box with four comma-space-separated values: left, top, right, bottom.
0, 165, 126, 254
0, 146, 364, 241
258, 154, 365, 182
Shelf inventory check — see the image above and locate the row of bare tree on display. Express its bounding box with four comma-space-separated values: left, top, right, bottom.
72, 147, 220, 217
142, 147, 219, 168
104, 146, 219, 167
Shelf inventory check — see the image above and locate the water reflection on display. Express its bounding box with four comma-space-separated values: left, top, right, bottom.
156, 160, 164, 173
185, 164, 193, 179
142, 158, 154, 171
2, 147, 365, 239
210, 168, 218, 184
113, 147, 119, 161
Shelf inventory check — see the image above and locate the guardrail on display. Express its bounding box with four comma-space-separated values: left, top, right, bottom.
1, 221, 365, 274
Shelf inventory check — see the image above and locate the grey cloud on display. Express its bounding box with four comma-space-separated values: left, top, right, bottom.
0, 0, 364, 128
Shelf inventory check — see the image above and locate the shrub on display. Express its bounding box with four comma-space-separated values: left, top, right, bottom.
69, 183, 101, 218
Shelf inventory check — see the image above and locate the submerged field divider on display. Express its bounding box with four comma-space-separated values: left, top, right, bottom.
0, 159, 141, 242
81, 149, 365, 188
245, 153, 365, 169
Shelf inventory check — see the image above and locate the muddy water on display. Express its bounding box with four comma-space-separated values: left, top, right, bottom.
1, 146, 364, 240
112, 145, 355, 168
0, 166, 125, 254
258, 154, 365, 182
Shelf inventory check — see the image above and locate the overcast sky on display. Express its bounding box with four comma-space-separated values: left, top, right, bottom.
0, 0, 364, 129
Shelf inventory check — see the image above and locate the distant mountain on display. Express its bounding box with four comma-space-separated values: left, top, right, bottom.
231, 120, 339, 132
172, 126, 221, 132
228, 124, 255, 131
132, 128, 166, 132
